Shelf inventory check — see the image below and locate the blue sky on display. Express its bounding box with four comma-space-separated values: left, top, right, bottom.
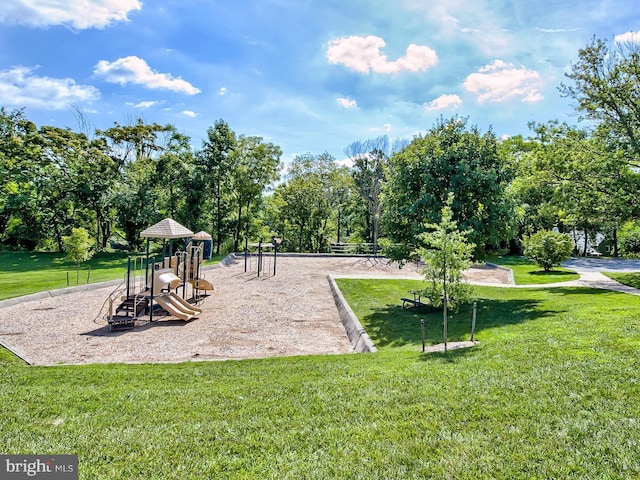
0, 0, 638, 162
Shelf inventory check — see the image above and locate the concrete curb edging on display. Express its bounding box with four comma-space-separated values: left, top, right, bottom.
327, 274, 377, 353
484, 262, 515, 285
0, 338, 33, 365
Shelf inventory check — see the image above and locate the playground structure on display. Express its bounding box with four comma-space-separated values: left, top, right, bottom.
103, 219, 214, 331
243, 237, 280, 278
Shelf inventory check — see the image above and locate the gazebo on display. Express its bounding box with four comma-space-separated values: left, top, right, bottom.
140, 218, 194, 264
192, 230, 213, 259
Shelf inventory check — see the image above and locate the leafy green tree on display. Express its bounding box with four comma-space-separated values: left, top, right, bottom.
155, 128, 194, 222
511, 121, 638, 256
383, 117, 514, 262
276, 153, 336, 252
561, 37, 640, 165
0, 108, 41, 249
617, 222, 640, 257
328, 165, 357, 244
198, 120, 237, 253
523, 230, 574, 271
345, 135, 409, 253
63, 227, 95, 284
113, 156, 160, 250
417, 194, 475, 352
98, 118, 172, 249
229, 135, 282, 251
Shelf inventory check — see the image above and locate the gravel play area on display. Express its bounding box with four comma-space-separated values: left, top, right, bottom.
0, 255, 510, 366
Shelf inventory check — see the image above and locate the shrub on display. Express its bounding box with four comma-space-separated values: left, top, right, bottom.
523, 230, 573, 271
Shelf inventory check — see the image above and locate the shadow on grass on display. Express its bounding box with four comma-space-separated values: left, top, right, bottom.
418, 345, 479, 362
362, 298, 557, 349
545, 287, 618, 296
529, 270, 576, 278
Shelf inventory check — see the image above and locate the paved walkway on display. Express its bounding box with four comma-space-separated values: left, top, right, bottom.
458, 258, 640, 295
562, 257, 640, 272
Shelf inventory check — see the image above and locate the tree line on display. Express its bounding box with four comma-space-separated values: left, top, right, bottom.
2, 36, 640, 261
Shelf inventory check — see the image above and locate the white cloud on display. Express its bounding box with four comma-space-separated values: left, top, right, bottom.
126, 100, 159, 109
0, 66, 99, 110
0, 0, 141, 29
93, 56, 201, 95
615, 31, 640, 43
535, 27, 579, 33
327, 35, 438, 74
182, 110, 197, 118
425, 94, 462, 111
337, 97, 357, 108
219, 87, 227, 96
368, 123, 394, 133
463, 60, 543, 104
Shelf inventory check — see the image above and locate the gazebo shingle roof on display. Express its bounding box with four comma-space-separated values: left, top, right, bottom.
140, 218, 194, 239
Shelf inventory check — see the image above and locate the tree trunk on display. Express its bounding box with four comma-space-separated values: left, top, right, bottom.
583, 226, 588, 256
613, 227, 618, 257
215, 176, 221, 255
234, 202, 243, 252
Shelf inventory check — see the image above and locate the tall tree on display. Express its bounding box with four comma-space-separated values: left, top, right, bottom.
382, 117, 514, 262
278, 153, 337, 252
0, 108, 41, 248
229, 135, 282, 251
198, 120, 237, 254
345, 135, 409, 253
561, 36, 640, 165
155, 128, 194, 222
98, 118, 173, 249
515, 121, 637, 256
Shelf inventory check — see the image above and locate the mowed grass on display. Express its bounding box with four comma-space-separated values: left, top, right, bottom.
489, 255, 579, 284
1, 274, 639, 478
0, 251, 226, 301
604, 271, 640, 289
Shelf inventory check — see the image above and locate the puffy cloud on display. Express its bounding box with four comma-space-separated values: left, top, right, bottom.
127, 100, 159, 109
425, 94, 462, 111
327, 35, 437, 74
0, 66, 99, 110
615, 31, 640, 43
218, 87, 227, 96
182, 110, 197, 118
0, 0, 141, 29
94, 56, 201, 95
463, 60, 543, 103
337, 97, 357, 108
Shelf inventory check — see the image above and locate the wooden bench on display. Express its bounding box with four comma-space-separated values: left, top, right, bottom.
401, 290, 433, 312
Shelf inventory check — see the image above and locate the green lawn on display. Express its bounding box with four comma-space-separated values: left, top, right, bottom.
1, 273, 639, 478
603, 271, 640, 289
0, 251, 226, 301
489, 255, 580, 284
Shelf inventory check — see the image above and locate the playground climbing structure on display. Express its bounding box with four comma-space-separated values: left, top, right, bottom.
102, 218, 214, 331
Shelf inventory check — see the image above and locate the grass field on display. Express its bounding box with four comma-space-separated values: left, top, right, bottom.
1, 268, 639, 478
604, 271, 640, 289
489, 255, 579, 284
0, 251, 226, 301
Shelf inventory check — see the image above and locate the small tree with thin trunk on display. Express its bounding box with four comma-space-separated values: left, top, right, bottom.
63, 227, 95, 284
417, 193, 475, 352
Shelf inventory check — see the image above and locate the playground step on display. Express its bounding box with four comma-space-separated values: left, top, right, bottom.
107, 315, 137, 332
116, 297, 149, 317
